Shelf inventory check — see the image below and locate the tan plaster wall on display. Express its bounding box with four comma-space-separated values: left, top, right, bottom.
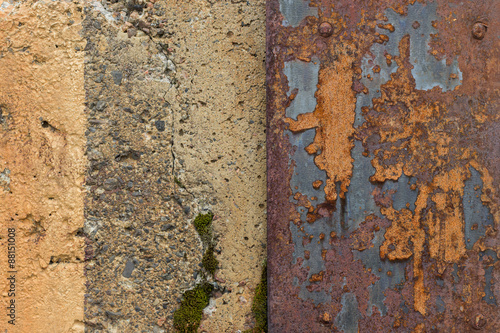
0, 1, 86, 332
163, 1, 267, 331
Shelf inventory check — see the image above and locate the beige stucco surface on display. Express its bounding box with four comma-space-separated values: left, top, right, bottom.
0, 1, 86, 332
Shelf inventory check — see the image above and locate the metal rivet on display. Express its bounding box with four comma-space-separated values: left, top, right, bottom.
471, 314, 486, 330
319, 22, 334, 37
320, 312, 332, 323
472, 22, 487, 40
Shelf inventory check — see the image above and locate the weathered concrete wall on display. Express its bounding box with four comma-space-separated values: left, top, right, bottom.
0, 0, 266, 332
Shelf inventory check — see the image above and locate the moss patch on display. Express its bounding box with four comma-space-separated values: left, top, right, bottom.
202, 245, 218, 276
193, 212, 213, 242
251, 261, 268, 333
173, 282, 214, 333
174, 212, 218, 332
174, 176, 185, 188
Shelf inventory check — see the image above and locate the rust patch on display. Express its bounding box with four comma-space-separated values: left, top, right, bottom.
285, 56, 356, 202
268, 0, 499, 331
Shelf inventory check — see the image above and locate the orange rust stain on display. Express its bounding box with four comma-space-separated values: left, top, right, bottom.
428, 169, 467, 266
320, 312, 332, 323
309, 271, 324, 282
412, 323, 425, 333
312, 180, 323, 189
378, 23, 395, 32
385, 53, 393, 66
274, 1, 500, 324
365, 35, 478, 315
377, 34, 390, 43
361, 30, 500, 316
380, 207, 416, 261
304, 250, 311, 260
285, 55, 356, 202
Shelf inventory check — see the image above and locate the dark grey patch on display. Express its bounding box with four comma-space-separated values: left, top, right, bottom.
335, 293, 360, 333
0, 105, 5, 124
0, 168, 11, 191
355, 2, 462, 128
96, 100, 107, 111
103, 178, 119, 191
278, 0, 318, 27
436, 296, 445, 313
122, 259, 136, 278
161, 224, 175, 231
288, 128, 326, 206
95, 73, 104, 83
283, 59, 319, 120
92, 20, 101, 30
382, 2, 461, 92
382, 174, 418, 212
105, 310, 122, 318
111, 71, 123, 85
155, 120, 165, 132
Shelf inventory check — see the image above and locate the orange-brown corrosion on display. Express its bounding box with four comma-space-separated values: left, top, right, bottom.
285, 55, 356, 202
362, 34, 497, 315
268, 0, 500, 330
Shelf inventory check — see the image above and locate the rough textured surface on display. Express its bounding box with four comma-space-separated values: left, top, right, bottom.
168, 2, 267, 332
267, 0, 499, 331
82, 0, 266, 332
0, 0, 266, 332
0, 1, 86, 332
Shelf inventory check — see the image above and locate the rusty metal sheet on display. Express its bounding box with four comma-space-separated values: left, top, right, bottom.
266, 0, 499, 331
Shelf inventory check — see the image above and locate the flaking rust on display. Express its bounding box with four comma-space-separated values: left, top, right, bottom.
285, 52, 356, 202
267, 0, 499, 332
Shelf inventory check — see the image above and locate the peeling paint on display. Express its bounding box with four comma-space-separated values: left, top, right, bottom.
278, 0, 317, 28
463, 167, 494, 250
268, 0, 500, 331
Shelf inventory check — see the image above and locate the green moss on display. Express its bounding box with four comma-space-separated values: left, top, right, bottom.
193, 212, 213, 241
251, 261, 268, 333
202, 245, 218, 276
173, 212, 218, 332
173, 282, 214, 333
174, 176, 185, 189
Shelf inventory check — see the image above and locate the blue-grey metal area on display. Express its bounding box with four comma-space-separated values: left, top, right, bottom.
278, 0, 318, 28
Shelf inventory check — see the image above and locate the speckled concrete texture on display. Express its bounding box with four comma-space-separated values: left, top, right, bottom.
82, 0, 266, 332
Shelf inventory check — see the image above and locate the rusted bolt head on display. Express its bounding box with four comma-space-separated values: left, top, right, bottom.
471, 314, 486, 330
472, 22, 487, 40
320, 312, 332, 323
319, 22, 334, 37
